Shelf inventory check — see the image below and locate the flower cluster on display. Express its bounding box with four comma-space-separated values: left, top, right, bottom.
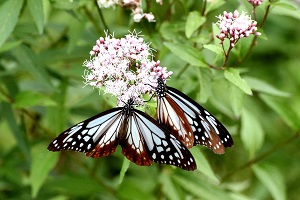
248, 0, 263, 7
83, 31, 172, 106
97, 0, 160, 23
216, 10, 261, 47
97, 0, 118, 8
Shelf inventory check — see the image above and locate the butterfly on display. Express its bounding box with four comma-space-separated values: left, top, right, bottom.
48, 98, 196, 171
154, 77, 234, 154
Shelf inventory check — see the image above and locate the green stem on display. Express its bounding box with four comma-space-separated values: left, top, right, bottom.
202, 0, 207, 16
221, 131, 300, 182
238, 2, 271, 65
176, 63, 189, 79
260, 1, 271, 28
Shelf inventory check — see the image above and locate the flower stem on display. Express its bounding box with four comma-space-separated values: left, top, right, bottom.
94, 0, 110, 32
253, 6, 257, 21
260, 1, 271, 28
202, 0, 207, 16
83, 5, 103, 33
238, 3, 271, 65
222, 44, 233, 68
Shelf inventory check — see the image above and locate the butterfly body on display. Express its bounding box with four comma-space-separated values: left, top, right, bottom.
48, 98, 196, 171
155, 78, 233, 154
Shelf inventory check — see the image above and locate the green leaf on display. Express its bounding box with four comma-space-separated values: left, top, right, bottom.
185, 11, 206, 38
13, 91, 56, 108
203, 44, 224, 56
0, 0, 24, 47
160, 21, 186, 41
205, 0, 225, 14
190, 147, 219, 183
224, 68, 252, 95
244, 77, 290, 97
271, 1, 300, 20
30, 143, 59, 198
0, 40, 22, 53
159, 173, 181, 200
46, 175, 105, 196
27, 0, 44, 34
51, 0, 80, 9
12, 45, 54, 91
229, 84, 244, 117
173, 175, 234, 200
2, 102, 31, 161
259, 94, 300, 130
164, 42, 206, 67
252, 164, 286, 200
212, 23, 221, 46
67, 16, 86, 53
45, 80, 69, 135
197, 68, 212, 103
273, 1, 298, 10
240, 108, 264, 159
119, 158, 130, 184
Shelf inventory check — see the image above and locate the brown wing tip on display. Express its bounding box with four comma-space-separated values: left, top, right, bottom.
86, 143, 117, 158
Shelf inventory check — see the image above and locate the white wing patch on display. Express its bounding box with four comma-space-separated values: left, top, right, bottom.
134, 111, 196, 170
48, 109, 123, 153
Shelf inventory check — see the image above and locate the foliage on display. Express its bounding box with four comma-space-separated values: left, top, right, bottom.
0, 0, 300, 199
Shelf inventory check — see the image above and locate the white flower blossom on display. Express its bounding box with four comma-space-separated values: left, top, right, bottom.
83, 31, 172, 106
97, 0, 118, 8
215, 10, 261, 47
97, 0, 160, 23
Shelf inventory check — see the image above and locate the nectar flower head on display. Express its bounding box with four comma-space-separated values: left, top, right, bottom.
215, 10, 261, 47
248, 0, 263, 7
97, 0, 118, 8
97, 0, 160, 23
83, 31, 172, 106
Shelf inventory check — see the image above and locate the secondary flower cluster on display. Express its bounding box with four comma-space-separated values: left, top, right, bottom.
83, 31, 172, 106
216, 10, 261, 47
97, 0, 161, 22
248, 0, 263, 7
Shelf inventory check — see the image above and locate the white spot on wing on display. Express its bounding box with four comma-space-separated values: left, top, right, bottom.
83, 136, 90, 142
66, 138, 73, 142
152, 153, 156, 159
157, 146, 163, 153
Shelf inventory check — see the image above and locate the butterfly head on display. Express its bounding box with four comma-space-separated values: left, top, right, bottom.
156, 77, 167, 98
122, 98, 136, 116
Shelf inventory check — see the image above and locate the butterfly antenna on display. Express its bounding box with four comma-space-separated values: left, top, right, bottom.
143, 93, 155, 102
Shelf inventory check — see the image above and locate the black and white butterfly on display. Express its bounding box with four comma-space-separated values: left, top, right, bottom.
154, 77, 233, 154
48, 98, 196, 171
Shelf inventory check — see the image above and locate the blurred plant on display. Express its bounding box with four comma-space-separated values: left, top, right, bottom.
0, 0, 300, 199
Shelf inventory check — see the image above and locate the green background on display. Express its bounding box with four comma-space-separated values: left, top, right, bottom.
0, 0, 300, 199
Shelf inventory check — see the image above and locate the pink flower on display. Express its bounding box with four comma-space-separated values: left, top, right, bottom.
215, 10, 261, 47
248, 0, 263, 7
97, 0, 160, 23
83, 31, 172, 106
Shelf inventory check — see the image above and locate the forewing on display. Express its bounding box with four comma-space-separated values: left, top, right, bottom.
167, 86, 234, 154
48, 108, 122, 158
120, 114, 152, 166
86, 109, 124, 158
134, 110, 196, 171
157, 95, 194, 148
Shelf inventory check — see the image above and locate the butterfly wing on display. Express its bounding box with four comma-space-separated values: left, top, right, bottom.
119, 114, 153, 166
166, 86, 234, 154
157, 94, 194, 148
133, 109, 197, 171
48, 108, 123, 158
